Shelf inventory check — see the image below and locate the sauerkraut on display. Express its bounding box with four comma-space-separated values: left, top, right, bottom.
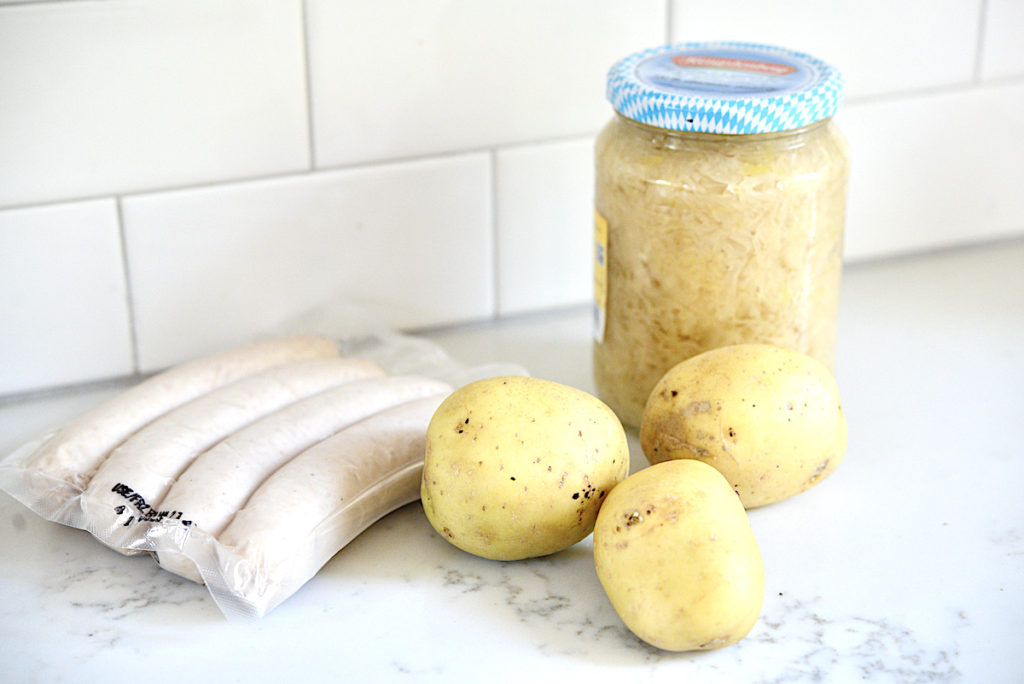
593, 114, 850, 429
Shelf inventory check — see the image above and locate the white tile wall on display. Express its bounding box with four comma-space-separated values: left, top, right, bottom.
1, 0, 1023, 397
839, 82, 1024, 261
981, 0, 1024, 81
121, 154, 493, 372
0, 200, 133, 395
0, 0, 309, 207
305, 0, 665, 167
671, 0, 982, 99
496, 138, 595, 316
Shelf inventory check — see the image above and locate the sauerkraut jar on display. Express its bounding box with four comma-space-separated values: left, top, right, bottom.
593, 41, 850, 428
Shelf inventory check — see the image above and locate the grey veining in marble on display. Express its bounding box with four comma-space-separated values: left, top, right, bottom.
2, 240, 1023, 683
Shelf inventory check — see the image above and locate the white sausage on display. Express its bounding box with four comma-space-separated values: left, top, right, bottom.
154, 375, 451, 582
79, 357, 384, 554
213, 393, 445, 616
26, 335, 340, 495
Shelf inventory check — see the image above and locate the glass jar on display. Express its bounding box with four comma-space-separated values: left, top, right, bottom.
593, 42, 850, 429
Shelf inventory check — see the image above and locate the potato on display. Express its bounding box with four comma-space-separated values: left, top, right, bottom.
593, 459, 764, 651
421, 376, 628, 561
640, 343, 847, 508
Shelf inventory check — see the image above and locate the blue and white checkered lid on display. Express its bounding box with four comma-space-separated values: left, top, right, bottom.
607, 41, 844, 135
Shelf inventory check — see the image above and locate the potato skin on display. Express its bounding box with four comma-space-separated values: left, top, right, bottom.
593, 460, 764, 651
640, 344, 847, 508
421, 376, 629, 561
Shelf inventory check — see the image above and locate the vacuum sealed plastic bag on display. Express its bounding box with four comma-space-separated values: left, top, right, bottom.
0, 331, 525, 618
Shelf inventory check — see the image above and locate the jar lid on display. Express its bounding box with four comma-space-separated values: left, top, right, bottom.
607, 41, 844, 134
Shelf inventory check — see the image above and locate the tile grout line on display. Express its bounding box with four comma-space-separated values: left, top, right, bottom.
114, 196, 141, 374
6, 67, 1024, 215
0, 134, 595, 214
973, 0, 989, 83
489, 148, 501, 320
843, 74, 1023, 107
3, 232, 1023, 406
300, 0, 317, 170
665, 0, 673, 44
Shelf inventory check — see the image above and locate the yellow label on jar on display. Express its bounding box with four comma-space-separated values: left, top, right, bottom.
593, 210, 608, 342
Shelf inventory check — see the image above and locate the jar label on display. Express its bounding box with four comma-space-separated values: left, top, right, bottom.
634, 46, 818, 98
593, 210, 608, 343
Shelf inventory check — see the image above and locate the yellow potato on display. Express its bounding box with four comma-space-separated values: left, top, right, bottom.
593, 459, 764, 651
421, 376, 628, 561
640, 343, 847, 508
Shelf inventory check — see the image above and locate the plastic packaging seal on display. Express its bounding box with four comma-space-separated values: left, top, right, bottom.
0, 330, 527, 620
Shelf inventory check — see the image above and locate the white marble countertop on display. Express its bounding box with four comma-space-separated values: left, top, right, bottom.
2, 239, 1022, 683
